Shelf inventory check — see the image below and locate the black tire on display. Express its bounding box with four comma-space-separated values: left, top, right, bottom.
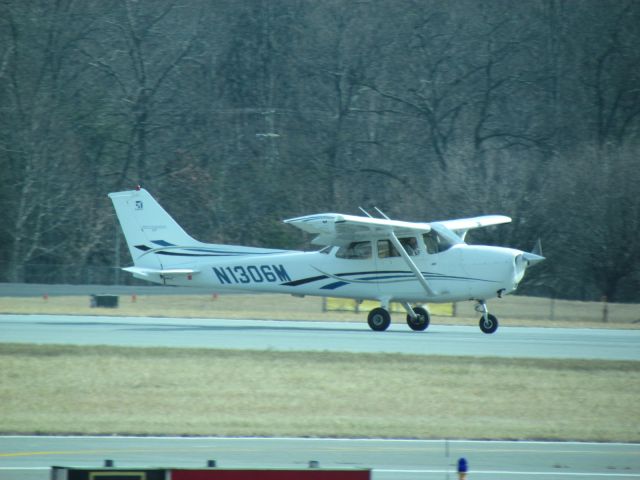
479, 313, 499, 334
367, 307, 391, 331
406, 306, 430, 331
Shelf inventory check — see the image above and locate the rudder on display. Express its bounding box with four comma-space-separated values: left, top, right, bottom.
108, 188, 198, 268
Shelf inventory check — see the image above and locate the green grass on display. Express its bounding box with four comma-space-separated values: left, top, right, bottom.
1, 344, 638, 441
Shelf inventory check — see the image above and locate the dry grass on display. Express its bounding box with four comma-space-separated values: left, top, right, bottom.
1, 293, 638, 329
1, 344, 638, 441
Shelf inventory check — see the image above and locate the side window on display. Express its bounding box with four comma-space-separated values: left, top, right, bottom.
378, 238, 419, 258
377, 240, 397, 258
336, 241, 372, 259
399, 237, 419, 256
319, 246, 333, 255
423, 231, 454, 254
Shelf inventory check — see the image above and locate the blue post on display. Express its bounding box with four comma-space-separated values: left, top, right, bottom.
457, 457, 468, 479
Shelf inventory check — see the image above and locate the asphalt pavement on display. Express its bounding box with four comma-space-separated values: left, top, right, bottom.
1, 436, 639, 480
1, 314, 639, 360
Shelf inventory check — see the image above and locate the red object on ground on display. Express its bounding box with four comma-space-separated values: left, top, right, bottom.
171, 469, 370, 480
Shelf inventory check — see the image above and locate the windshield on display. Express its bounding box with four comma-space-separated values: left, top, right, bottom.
423, 229, 457, 254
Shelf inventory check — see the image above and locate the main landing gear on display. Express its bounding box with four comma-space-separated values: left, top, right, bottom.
367, 307, 391, 331
366, 300, 498, 334
476, 300, 499, 334
366, 302, 430, 332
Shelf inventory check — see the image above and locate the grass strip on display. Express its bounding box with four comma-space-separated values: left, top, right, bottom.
1, 343, 638, 441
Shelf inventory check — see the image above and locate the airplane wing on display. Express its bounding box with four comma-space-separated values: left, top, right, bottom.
284, 213, 431, 246
285, 213, 437, 295
436, 215, 511, 240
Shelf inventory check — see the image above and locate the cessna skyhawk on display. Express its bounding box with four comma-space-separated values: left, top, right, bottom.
109, 187, 543, 334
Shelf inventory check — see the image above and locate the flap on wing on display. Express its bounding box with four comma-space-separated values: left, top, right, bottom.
284, 213, 431, 246
123, 266, 200, 277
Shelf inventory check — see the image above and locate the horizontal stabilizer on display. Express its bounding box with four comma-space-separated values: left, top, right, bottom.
122, 266, 201, 277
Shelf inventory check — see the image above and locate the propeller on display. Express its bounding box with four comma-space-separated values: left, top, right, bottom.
523, 239, 545, 266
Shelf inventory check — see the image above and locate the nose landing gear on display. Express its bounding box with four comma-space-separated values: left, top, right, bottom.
403, 303, 430, 331
475, 300, 499, 334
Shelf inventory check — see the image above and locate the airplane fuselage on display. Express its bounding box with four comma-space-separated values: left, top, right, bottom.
145, 243, 522, 304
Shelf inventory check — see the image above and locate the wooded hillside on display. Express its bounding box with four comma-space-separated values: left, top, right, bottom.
1, 0, 639, 301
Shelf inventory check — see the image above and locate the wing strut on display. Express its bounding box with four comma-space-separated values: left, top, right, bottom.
388, 231, 436, 297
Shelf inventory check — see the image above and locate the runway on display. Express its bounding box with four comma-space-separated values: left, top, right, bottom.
1, 314, 639, 360
1, 436, 639, 480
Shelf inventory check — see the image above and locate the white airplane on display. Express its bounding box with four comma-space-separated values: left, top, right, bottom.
109, 187, 544, 334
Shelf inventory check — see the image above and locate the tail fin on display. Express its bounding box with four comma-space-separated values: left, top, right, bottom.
108, 188, 199, 269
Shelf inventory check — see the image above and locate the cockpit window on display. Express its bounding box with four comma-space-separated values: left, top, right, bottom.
336, 241, 372, 259
377, 240, 395, 258
400, 237, 419, 256
423, 230, 455, 253
319, 246, 333, 254
378, 237, 419, 258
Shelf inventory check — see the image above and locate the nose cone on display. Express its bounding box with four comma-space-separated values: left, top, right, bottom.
523, 251, 545, 265
513, 250, 545, 285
